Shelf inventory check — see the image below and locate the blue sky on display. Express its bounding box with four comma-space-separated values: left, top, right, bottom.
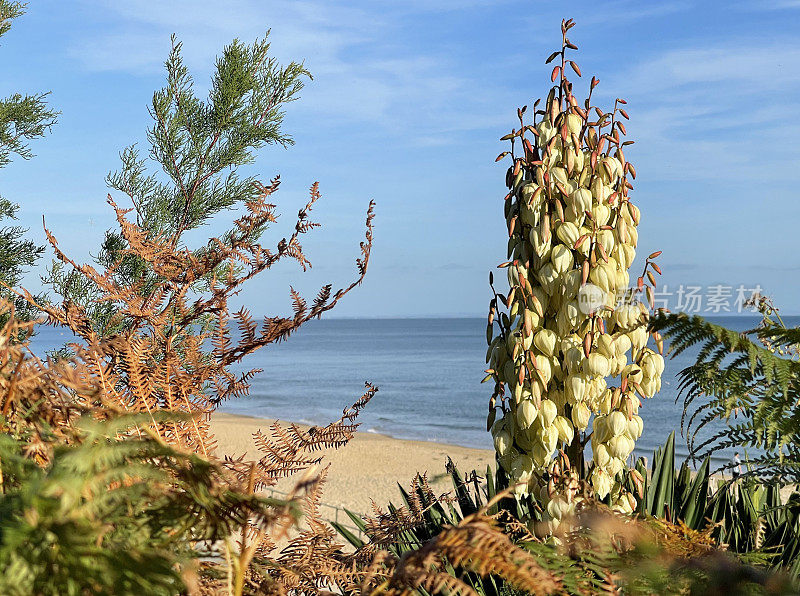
3, 0, 800, 317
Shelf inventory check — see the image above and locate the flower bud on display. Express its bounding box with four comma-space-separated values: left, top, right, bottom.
584, 353, 610, 378
566, 373, 588, 403
541, 424, 559, 453
608, 411, 627, 437
551, 244, 574, 274
555, 221, 580, 247
494, 429, 511, 456
591, 467, 613, 499
621, 363, 643, 385
553, 415, 574, 445
566, 113, 582, 135
539, 399, 558, 427
536, 120, 556, 146
533, 328, 558, 357
571, 401, 591, 431
626, 415, 643, 440
518, 400, 538, 428
593, 443, 610, 468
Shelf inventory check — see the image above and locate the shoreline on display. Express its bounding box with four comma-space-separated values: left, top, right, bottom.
216, 410, 491, 448
210, 412, 496, 515
210, 413, 796, 515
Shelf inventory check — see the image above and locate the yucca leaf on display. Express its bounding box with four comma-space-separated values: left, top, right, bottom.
680, 456, 710, 529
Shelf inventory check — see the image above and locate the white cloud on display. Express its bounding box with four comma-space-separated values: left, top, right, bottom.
71, 1, 377, 74
603, 41, 800, 183
620, 44, 800, 90
69, 0, 519, 143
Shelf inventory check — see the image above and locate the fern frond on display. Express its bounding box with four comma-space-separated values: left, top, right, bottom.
650, 312, 800, 482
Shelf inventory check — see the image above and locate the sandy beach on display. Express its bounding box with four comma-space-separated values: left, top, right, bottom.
210, 412, 495, 516
211, 412, 797, 523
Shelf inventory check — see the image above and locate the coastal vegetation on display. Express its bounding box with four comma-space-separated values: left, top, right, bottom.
0, 6, 798, 595
0, 0, 55, 333
485, 17, 663, 524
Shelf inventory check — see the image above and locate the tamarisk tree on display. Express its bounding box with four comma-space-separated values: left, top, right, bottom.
0, 1, 57, 331
486, 19, 664, 529
6, 29, 378, 592
45, 32, 310, 338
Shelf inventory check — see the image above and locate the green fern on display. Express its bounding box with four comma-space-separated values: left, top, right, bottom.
650, 311, 800, 483
0, 413, 292, 596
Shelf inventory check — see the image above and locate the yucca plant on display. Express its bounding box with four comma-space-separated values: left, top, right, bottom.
335, 460, 797, 595
634, 432, 800, 578
486, 19, 664, 528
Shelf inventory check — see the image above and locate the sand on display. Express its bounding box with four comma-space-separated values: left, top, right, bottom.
210, 412, 495, 517
211, 412, 797, 526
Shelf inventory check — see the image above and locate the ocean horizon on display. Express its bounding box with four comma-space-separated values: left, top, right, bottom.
27, 315, 788, 471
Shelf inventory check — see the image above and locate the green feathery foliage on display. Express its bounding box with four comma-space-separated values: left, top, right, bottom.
44, 31, 310, 338
0, 1, 56, 334
649, 307, 800, 484
0, 413, 294, 596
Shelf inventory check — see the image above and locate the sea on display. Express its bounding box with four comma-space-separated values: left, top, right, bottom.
28, 316, 793, 471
